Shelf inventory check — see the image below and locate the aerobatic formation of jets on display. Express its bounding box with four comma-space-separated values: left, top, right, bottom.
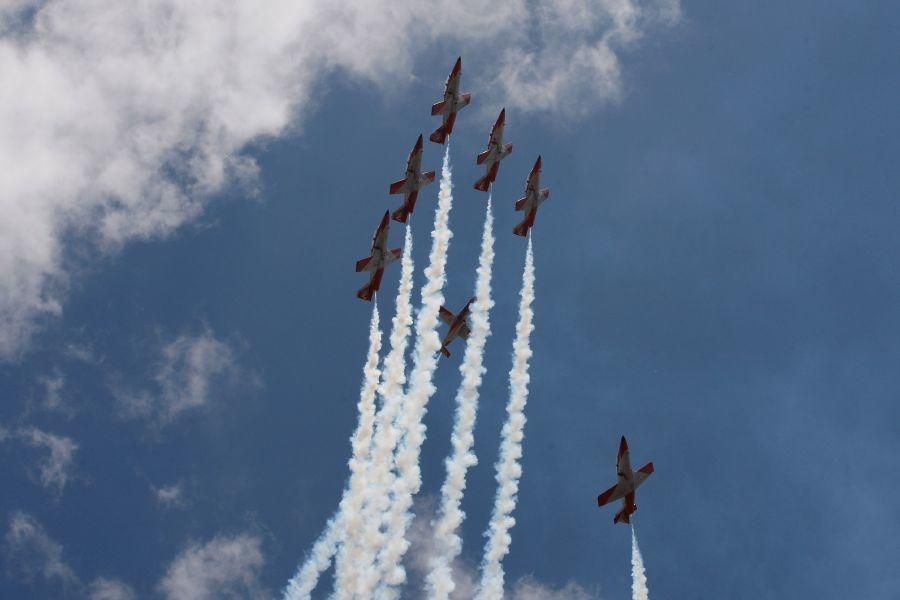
353, 57, 653, 524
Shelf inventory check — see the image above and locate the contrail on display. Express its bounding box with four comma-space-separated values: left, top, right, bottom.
341, 224, 416, 599
376, 144, 455, 597
426, 196, 495, 600
477, 235, 535, 600
283, 301, 383, 600
631, 526, 649, 600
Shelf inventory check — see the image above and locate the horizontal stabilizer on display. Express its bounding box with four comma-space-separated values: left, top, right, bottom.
355, 256, 372, 272
512, 221, 529, 237
440, 346, 450, 358
429, 125, 448, 145
431, 100, 446, 116
356, 283, 374, 301
391, 206, 409, 224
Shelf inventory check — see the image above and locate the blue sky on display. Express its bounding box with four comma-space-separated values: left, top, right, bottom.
1, 1, 899, 598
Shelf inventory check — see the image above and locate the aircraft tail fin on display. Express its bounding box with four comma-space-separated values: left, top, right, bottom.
614, 507, 631, 525
473, 174, 491, 192
439, 345, 450, 358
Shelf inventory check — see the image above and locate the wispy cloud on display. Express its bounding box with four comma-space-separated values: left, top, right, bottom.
153, 482, 188, 510
3, 511, 79, 589
112, 328, 250, 426
158, 534, 265, 600
88, 578, 137, 600
0, 0, 679, 360
18, 427, 78, 494
3, 511, 137, 598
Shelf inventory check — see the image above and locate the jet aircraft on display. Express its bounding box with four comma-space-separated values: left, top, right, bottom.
512, 156, 550, 237
430, 57, 471, 144
437, 298, 474, 357
355, 211, 401, 301
474, 108, 513, 192
596, 436, 654, 524
389, 135, 436, 223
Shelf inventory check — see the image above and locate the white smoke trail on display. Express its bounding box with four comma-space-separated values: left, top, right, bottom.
426, 196, 495, 600
631, 526, 649, 600
375, 144, 455, 597
347, 223, 416, 598
476, 235, 535, 600
283, 512, 342, 600
283, 301, 383, 600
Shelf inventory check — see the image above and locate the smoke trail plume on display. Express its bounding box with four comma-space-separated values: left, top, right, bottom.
375, 144, 455, 596
631, 526, 649, 600
426, 197, 495, 599
477, 235, 535, 600
283, 511, 342, 600
348, 223, 416, 598
283, 302, 383, 600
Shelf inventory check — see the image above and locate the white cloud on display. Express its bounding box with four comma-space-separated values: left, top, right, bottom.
0, 0, 679, 359
158, 534, 265, 600
19, 427, 78, 493
37, 369, 66, 412
114, 329, 242, 425
153, 482, 188, 509
3, 512, 135, 597
88, 577, 137, 600
3, 511, 79, 588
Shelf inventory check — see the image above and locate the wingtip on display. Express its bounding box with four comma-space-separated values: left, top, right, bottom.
415, 133, 423, 147
619, 436, 628, 454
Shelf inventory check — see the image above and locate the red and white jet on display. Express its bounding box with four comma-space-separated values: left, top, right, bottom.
474, 108, 513, 192
389, 134, 436, 223
430, 57, 471, 145
512, 156, 550, 237
437, 298, 474, 357
596, 436, 654, 525
355, 211, 401, 301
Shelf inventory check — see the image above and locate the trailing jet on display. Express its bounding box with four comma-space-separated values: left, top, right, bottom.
389, 134, 436, 223
430, 57, 471, 145
355, 211, 401, 301
596, 436, 654, 524
437, 298, 474, 357
474, 108, 513, 192
512, 156, 550, 237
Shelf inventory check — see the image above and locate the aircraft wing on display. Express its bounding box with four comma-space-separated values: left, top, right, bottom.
489, 109, 505, 149
408, 135, 424, 174
458, 322, 471, 340
597, 481, 627, 507
616, 436, 631, 477
633, 462, 654, 488
438, 306, 455, 325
